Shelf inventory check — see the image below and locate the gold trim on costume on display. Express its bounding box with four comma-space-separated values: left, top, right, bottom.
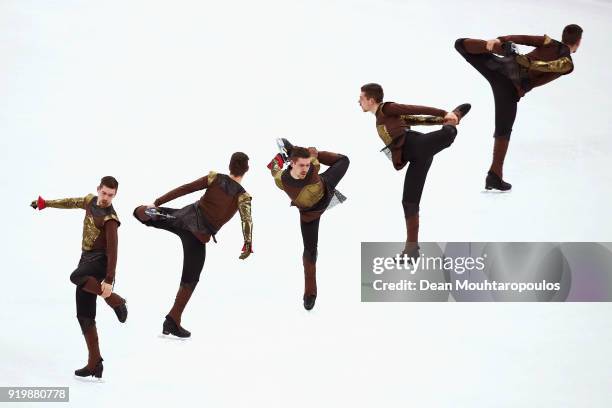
377, 102, 387, 116
294, 182, 324, 208
103, 213, 120, 225
207, 171, 218, 185
82, 216, 101, 251
376, 125, 393, 145
543, 34, 552, 45
517, 55, 573, 73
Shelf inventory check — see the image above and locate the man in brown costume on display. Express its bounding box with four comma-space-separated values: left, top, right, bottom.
359, 83, 470, 262
134, 152, 253, 338
30, 176, 127, 379
267, 139, 349, 310
455, 24, 582, 190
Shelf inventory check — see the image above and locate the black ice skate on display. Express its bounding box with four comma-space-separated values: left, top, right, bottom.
451, 103, 471, 124
276, 138, 294, 162
303, 294, 317, 311
111, 301, 128, 323
74, 358, 104, 379
398, 245, 420, 266
162, 315, 191, 338
485, 170, 512, 191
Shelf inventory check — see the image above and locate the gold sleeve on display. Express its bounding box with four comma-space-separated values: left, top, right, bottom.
269, 160, 285, 191
45, 194, 94, 209
517, 55, 573, 74
400, 115, 445, 126
237, 193, 253, 243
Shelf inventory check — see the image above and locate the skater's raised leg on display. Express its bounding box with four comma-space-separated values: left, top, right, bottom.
318, 151, 350, 191
71, 266, 127, 323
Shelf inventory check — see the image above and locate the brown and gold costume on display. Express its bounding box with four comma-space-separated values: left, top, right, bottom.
269, 148, 350, 308
45, 194, 120, 284
270, 150, 348, 223
38, 192, 126, 377
455, 35, 576, 141
150, 171, 252, 244
134, 170, 253, 332
375, 102, 448, 171
497, 34, 574, 96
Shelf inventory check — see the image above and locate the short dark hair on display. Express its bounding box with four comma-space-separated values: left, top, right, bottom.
361, 83, 384, 103
562, 24, 583, 45
229, 152, 249, 176
290, 146, 310, 160
99, 176, 118, 190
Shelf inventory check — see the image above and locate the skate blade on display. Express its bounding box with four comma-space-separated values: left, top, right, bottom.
73, 376, 105, 383
482, 188, 512, 194
157, 333, 191, 341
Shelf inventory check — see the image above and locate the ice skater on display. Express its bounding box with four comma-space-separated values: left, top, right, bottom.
455, 24, 582, 191
359, 83, 470, 260
30, 176, 127, 379
134, 152, 253, 338
267, 139, 349, 310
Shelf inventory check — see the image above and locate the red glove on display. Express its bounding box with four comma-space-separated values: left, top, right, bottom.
239, 242, 253, 260
267, 154, 284, 170
30, 196, 46, 210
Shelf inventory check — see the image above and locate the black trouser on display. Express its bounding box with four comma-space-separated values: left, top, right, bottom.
320, 154, 350, 192
70, 253, 106, 323
133, 208, 206, 288
455, 38, 519, 140
300, 218, 320, 263
401, 126, 457, 217
301, 154, 350, 262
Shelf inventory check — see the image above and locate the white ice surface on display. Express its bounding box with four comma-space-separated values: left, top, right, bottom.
1, 0, 612, 406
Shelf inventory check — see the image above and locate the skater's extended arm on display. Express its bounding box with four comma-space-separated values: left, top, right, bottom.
30, 194, 94, 210
516, 55, 573, 74
154, 172, 216, 206
400, 115, 445, 126
497, 34, 551, 48
104, 220, 119, 284
237, 192, 253, 260
267, 155, 285, 190
382, 102, 447, 118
